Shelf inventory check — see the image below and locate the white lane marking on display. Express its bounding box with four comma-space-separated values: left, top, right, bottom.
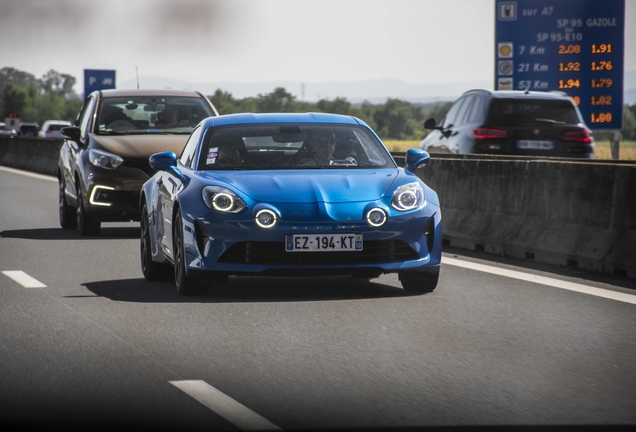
443, 257, 636, 305
0, 165, 56, 182
2, 271, 47, 288
171, 380, 282, 431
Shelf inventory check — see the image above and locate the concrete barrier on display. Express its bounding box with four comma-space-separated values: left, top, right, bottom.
415, 157, 636, 278
0, 136, 62, 176
2, 137, 635, 278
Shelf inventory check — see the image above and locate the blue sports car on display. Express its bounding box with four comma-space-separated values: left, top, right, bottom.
140, 113, 442, 295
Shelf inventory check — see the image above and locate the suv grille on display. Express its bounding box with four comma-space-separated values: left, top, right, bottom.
122, 158, 156, 177
218, 240, 419, 265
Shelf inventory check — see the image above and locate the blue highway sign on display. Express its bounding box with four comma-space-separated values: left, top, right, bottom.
83, 69, 116, 100
495, 0, 625, 130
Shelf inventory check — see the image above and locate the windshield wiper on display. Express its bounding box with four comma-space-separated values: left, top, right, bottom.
534, 118, 565, 125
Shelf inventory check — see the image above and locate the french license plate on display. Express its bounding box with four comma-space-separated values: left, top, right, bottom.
517, 140, 554, 150
285, 234, 363, 252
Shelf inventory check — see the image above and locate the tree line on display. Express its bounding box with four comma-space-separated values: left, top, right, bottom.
0, 67, 83, 128
2, 67, 636, 141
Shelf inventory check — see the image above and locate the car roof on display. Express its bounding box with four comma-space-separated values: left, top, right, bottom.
201, 112, 360, 128
97, 89, 205, 98
463, 89, 573, 101
42, 120, 71, 124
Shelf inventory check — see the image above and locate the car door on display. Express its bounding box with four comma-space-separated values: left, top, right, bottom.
158, 126, 203, 260
64, 95, 96, 206
425, 97, 467, 153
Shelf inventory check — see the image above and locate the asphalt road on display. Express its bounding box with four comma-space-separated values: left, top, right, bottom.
1, 166, 635, 431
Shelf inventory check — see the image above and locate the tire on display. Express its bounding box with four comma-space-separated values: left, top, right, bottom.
59, 174, 76, 230
76, 183, 101, 236
140, 205, 173, 281
173, 208, 199, 295
399, 271, 439, 293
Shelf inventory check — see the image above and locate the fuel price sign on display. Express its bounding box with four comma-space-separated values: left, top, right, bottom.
495, 0, 625, 130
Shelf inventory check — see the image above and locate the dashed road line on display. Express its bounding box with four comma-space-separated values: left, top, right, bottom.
2, 271, 47, 288
170, 380, 282, 431
0, 165, 56, 182
443, 257, 636, 305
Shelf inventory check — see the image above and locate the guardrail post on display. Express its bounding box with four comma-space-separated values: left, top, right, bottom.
610, 130, 620, 160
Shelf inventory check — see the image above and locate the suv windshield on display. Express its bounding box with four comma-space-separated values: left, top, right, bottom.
97, 96, 214, 135
197, 124, 395, 170
487, 99, 581, 126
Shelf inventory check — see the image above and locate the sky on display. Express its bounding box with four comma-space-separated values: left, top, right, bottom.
1, 0, 635, 94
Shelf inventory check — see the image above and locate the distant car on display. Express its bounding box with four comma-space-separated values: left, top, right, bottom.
58, 88, 219, 236
140, 113, 442, 295
0, 128, 16, 138
39, 120, 72, 139
17, 122, 39, 137
420, 89, 594, 158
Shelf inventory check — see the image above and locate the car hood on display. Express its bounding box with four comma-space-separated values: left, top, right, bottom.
200, 170, 399, 203
89, 133, 188, 159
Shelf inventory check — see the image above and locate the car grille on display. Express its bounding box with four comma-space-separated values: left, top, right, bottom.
122, 158, 156, 177
93, 189, 140, 207
218, 240, 419, 265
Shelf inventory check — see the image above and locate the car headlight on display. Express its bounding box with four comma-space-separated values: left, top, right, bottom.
89, 149, 123, 170
202, 186, 247, 213
255, 209, 278, 229
391, 182, 425, 211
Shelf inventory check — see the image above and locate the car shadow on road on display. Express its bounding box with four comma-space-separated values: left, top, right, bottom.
80, 276, 422, 303
0, 226, 140, 240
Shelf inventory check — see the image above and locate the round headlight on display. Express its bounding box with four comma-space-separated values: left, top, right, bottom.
255, 209, 278, 229
202, 186, 247, 213
366, 208, 387, 227
391, 182, 425, 211
398, 190, 417, 209
97, 155, 110, 167
212, 193, 234, 211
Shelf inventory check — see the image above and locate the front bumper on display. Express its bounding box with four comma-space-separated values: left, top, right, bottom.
178, 201, 443, 277
82, 163, 151, 222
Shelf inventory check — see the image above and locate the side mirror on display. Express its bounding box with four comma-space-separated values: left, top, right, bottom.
404, 148, 430, 172
149, 151, 178, 172
149, 151, 188, 183
61, 126, 81, 142
424, 118, 442, 130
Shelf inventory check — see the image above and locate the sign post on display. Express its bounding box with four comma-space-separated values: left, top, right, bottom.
495, 0, 625, 159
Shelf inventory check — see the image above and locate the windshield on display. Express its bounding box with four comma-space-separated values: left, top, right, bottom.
96, 96, 214, 135
197, 124, 396, 170
486, 99, 581, 126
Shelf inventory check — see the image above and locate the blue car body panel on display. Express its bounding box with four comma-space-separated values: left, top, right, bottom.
141, 113, 442, 279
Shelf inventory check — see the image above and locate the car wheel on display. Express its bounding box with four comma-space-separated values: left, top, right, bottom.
173, 208, 199, 295
399, 271, 439, 293
76, 184, 100, 236
58, 175, 76, 229
140, 204, 173, 281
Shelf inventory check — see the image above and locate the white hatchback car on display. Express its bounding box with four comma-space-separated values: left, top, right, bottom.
39, 120, 72, 139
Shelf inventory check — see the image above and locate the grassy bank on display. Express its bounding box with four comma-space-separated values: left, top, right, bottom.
383, 139, 636, 160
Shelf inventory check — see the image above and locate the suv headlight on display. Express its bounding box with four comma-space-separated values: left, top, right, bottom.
89, 149, 123, 170
391, 182, 425, 211
202, 186, 247, 213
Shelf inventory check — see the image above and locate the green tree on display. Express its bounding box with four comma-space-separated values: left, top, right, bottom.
256, 87, 296, 112
2, 83, 32, 115
208, 89, 240, 115
373, 98, 425, 140
621, 104, 636, 141
316, 97, 351, 115
40, 69, 76, 98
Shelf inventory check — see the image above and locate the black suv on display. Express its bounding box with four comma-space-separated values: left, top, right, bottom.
420, 90, 594, 158
18, 122, 39, 137
58, 89, 219, 236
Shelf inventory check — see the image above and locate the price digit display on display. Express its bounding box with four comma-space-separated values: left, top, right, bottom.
495, 0, 624, 130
